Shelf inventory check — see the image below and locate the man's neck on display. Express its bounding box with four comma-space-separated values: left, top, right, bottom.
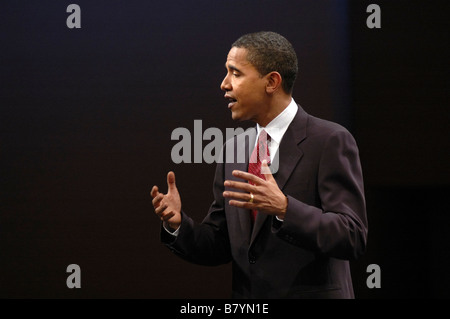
257, 94, 292, 127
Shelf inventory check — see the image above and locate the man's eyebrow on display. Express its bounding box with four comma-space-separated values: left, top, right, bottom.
225, 63, 241, 73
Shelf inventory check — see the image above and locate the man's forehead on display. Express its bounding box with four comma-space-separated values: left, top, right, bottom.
226, 47, 250, 66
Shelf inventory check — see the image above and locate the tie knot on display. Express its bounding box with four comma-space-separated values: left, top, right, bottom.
258, 129, 270, 144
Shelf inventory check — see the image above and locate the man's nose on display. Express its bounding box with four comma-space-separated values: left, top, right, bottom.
220, 74, 231, 91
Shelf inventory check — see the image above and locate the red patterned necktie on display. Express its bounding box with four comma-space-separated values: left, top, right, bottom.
247, 129, 271, 223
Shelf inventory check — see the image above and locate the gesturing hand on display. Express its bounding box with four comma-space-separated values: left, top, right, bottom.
150, 171, 182, 231
223, 160, 288, 220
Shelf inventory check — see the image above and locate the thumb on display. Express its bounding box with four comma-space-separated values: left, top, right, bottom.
167, 171, 177, 192
261, 160, 275, 182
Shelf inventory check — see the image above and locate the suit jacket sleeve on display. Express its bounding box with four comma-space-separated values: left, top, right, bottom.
274, 128, 368, 260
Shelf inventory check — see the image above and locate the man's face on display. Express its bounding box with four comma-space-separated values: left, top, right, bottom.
221, 47, 268, 123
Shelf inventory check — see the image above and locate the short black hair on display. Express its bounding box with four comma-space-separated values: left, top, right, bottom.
232, 31, 298, 94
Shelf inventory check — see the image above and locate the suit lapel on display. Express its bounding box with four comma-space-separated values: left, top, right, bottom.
249, 105, 308, 246
272, 106, 307, 190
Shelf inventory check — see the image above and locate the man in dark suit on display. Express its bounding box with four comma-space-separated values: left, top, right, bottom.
151, 31, 368, 298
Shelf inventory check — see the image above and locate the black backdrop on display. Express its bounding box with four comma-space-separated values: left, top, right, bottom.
1, 0, 449, 299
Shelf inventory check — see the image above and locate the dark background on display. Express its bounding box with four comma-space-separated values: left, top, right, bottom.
1, 0, 449, 299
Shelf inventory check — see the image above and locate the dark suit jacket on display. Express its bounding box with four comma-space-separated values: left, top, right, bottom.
161, 105, 368, 299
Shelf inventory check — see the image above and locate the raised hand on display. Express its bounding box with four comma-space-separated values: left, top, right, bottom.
223, 160, 288, 220
150, 171, 182, 230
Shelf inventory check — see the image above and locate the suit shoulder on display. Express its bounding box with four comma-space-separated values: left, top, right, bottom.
306, 114, 353, 139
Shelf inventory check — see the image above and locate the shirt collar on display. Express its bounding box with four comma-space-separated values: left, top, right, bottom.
256, 98, 298, 145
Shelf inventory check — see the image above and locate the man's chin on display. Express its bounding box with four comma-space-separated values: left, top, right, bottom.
231, 112, 253, 123
230, 111, 241, 121
230, 109, 246, 121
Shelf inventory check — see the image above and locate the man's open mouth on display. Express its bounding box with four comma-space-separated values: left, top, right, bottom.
225, 94, 237, 108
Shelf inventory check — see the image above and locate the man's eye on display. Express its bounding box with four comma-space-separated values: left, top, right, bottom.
233, 72, 240, 77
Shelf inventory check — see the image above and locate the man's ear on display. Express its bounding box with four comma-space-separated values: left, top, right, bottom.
265, 71, 282, 94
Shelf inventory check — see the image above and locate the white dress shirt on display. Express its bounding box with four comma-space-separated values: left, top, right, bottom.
255, 98, 298, 162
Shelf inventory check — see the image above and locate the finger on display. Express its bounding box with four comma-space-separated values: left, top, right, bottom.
160, 210, 175, 222
228, 199, 255, 210
154, 202, 168, 216
223, 190, 254, 202
261, 160, 275, 182
150, 185, 160, 198
224, 180, 256, 193
167, 171, 177, 192
156, 205, 176, 222
231, 170, 265, 185
152, 193, 164, 208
